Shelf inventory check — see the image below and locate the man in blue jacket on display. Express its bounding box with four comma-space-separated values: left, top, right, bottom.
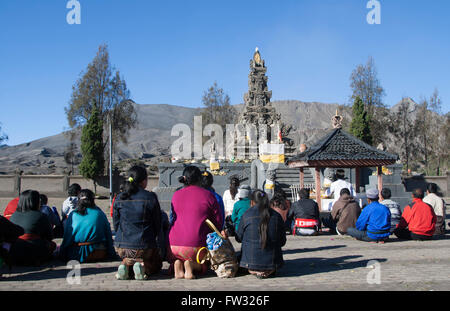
347, 188, 391, 243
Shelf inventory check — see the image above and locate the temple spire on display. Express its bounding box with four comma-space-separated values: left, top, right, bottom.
239, 48, 280, 128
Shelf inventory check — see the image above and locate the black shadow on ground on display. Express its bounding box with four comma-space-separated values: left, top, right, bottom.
278, 255, 387, 278
283, 245, 346, 255
0, 265, 119, 282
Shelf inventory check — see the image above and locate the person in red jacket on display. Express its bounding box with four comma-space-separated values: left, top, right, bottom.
3, 197, 19, 220
394, 189, 436, 241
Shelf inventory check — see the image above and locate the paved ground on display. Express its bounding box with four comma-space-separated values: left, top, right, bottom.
1, 198, 449, 291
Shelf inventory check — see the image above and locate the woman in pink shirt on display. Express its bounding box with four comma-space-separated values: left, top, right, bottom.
168, 166, 223, 279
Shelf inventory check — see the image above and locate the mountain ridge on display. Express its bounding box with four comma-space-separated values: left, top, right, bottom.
0, 100, 365, 175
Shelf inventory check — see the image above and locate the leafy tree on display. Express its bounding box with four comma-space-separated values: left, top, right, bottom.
414, 89, 445, 175
389, 98, 418, 173
201, 82, 236, 128
0, 123, 7, 145
349, 96, 373, 145
79, 104, 104, 194
435, 113, 450, 175
349, 56, 388, 145
65, 44, 137, 152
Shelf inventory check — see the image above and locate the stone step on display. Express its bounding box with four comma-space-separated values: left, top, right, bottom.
275, 172, 313, 178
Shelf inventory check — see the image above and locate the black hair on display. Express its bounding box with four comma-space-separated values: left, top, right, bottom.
251, 190, 270, 250
122, 165, 148, 200
340, 188, 351, 196
299, 188, 310, 200
274, 188, 287, 199
336, 169, 345, 179
17, 190, 40, 212
68, 183, 82, 197
413, 188, 424, 199
178, 165, 202, 186
270, 192, 287, 211
427, 183, 438, 194
381, 188, 391, 199
229, 176, 240, 200
201, 170, 214, 190
39, 194, 48, 206
76, 189, 95, 215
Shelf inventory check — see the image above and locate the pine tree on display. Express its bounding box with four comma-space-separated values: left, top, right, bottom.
65, 44, 136, 149
349, 96, 373, 145
79, 104, 104, 194
349, 57, 388, 145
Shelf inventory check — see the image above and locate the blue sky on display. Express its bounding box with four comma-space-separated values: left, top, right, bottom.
0, 0, 449, 146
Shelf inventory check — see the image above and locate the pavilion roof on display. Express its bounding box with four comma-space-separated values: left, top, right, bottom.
286, 128, 399, 168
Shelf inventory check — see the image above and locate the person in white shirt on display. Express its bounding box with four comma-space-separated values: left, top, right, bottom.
61, 183, 81, 224
326, 169, 355, 206
423, 183, 446, 236
223, 177, 240, 217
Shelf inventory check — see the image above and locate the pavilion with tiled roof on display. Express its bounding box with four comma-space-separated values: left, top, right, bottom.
286, 112, 399, 210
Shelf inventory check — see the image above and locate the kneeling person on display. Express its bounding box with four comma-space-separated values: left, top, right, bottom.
113, 166, 163, 280
236, 190, 286, 279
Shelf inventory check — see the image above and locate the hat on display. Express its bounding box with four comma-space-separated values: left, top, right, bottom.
366, 188, 379, 199
237, 185, 252, 199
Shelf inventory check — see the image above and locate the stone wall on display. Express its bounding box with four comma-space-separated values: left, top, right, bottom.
0, 173, 159, 198
404, 173, 450, 197
154, 163, 252, 211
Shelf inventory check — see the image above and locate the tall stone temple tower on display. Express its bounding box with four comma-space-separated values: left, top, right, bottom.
239, 48, 281, 143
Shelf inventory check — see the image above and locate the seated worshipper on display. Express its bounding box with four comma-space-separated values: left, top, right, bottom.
423, 183, 446, 236
325, 169, 355, 206
39, 194, 64, 238
201, 170, 225, 228
230, 185, 252, 233
379, 188, 402, 234
322, 188, 361, 235
0, 215, 25, 268
61, 183, 81, 225
3, 197, 19, 220
288, 188, 321, 236
59, 189, 115, 263
223, 176, 240, 218
168, 165, 223, 279
9, 190, 56, 265
236, 190, 286, 278
270, 189, 291, 232
114, 165, 163, 280
394, 188, 437, 241
347, 188, 391, 243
